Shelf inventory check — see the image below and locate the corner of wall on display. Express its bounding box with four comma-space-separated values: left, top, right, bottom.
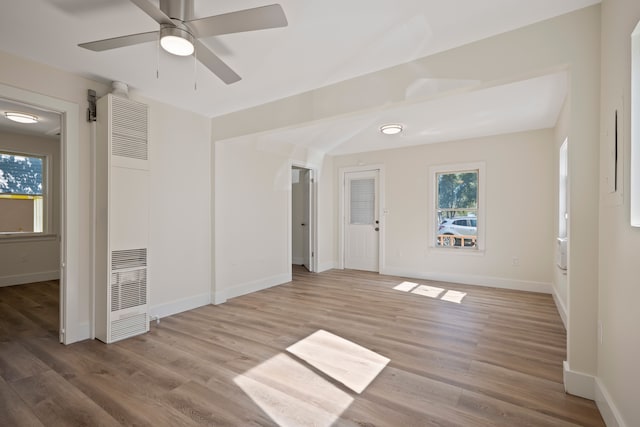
563, 360, 595, 400
317, 261, 337, 273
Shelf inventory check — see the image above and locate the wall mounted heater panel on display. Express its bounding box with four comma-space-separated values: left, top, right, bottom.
95, 94, 150, 343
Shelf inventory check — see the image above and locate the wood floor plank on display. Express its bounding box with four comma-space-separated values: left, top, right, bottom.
11, 370, 122, 427
0, 341, 51, 382
0, 375, 45, 427
0, 269, 605, 426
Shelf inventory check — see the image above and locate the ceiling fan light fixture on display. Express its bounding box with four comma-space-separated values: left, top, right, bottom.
380, 123, 403, 135
5, 112, 39, 124
160, 26, 194, 56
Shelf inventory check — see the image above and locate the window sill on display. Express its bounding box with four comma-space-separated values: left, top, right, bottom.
0, 233, 58, 243
429, 246, 486, 256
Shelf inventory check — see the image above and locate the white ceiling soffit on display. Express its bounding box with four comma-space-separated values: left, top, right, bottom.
242, 71, 568, 156
0, 0, 597, 117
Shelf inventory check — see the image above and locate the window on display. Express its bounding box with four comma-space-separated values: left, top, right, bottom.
430, 163, 484, 251
0, 152, 46, 234
350, 178, 375, 225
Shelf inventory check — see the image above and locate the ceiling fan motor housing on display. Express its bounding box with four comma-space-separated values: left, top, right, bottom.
160, 0, 194, 21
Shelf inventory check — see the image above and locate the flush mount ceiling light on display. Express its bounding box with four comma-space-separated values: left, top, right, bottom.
160, 25, 194, 56
5, 112, 39, 124
380, 124, 403, 135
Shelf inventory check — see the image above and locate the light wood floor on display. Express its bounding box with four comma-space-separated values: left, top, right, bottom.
0, 268, 604, 426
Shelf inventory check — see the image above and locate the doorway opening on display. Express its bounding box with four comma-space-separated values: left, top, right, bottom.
291, 165, 316, 272
0, 83, 80, 344
0, 97, 62, 341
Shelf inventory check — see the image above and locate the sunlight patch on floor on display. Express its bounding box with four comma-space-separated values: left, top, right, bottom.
233, 353, 353, 427
394, 281, 467, 304
286, 329, 390, 394
234, 330, 390, 426
412, 284, 445, 298
441, 289, 467, 304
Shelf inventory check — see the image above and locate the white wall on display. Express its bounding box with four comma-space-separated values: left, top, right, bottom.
211, 6, 601, 387
0, 50, 213, 340
597, 1, 640, 426
143, 96, 212, 318
213, 135, 333, 302
0, 131, 60, 286
334, 130, 555, 290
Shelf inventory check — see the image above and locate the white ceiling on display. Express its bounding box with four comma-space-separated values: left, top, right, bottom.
0, 0, 596, 151
0, 99, 61, 139
227, 71, 568, 155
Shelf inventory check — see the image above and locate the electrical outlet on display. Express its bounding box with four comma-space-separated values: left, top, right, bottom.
511, 257, 519, 266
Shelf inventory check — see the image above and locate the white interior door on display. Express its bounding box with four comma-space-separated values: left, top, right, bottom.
345, 170, 379, 272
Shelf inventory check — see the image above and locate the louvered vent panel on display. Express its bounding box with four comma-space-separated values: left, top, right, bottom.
111, 96, 148, 160
110, 313, 148, 342
110, 269, 147, 312
112, 248, 147, 271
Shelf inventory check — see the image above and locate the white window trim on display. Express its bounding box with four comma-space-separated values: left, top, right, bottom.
0, 150, 52, 237
428, 162, 486, 253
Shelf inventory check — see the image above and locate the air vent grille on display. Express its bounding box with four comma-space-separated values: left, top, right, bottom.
112, 248, 147, 271
110, 313, 148, 342
111, 269, 147, 312
111, 96, 148, 160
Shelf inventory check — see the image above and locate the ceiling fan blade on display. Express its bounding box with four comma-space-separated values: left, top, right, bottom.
79, 31, 159, 51
186, 4, 287, 38
194, 39, 241, 84
130, 0, 173, 25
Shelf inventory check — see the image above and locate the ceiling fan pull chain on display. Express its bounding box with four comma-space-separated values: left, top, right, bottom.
156, 36, 160, 79
193, 48, 198, 91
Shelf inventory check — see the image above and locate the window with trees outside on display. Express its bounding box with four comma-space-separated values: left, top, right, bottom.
435, 170, 478, 248
0, 152, 45, 234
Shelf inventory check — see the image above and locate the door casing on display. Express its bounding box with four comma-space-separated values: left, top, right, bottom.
289, 162, 317, 274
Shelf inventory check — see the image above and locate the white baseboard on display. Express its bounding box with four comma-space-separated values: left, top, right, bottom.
381, 267, 552, 294
0, 270, 60, 287
149, 292, 211, 319
595, 377, 628, 427
64, 321, 91, 344
317, 261, 337, 273
292, 256, 304, 265
563, 361, 595, 400
214, 273, 291, 304
551, 285, 568, 329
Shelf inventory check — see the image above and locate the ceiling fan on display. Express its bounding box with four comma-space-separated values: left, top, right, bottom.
78, 0, 288, 84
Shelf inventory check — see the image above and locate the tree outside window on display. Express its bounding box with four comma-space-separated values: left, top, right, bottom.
436, 170, 478, 247
0, 152, 45, 233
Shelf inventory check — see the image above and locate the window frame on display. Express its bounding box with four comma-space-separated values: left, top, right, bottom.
428, 162, 486, 253
0, 149, 51, 238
